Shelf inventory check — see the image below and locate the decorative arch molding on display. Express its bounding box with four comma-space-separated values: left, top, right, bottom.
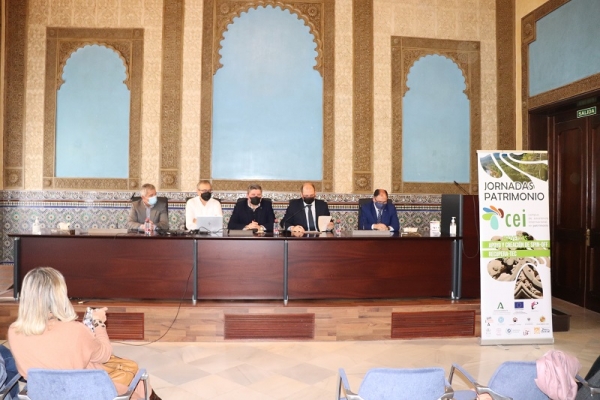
521, 0, 600, 149
201, 0, 335, 192
43, 28, 144, 190
391, 36, 481, 194
56, 42, 131, 90
403, 51, 471, 99
214, 0, 323, 76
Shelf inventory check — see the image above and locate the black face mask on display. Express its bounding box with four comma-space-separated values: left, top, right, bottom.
303, 196, 315, 205
250, 196, 261, 206
200, 192, 212, 201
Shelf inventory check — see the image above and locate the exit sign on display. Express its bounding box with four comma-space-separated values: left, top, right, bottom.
577, 106, 597, 118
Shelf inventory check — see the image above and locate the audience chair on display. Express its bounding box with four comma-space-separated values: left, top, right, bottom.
337, 367, 454, 400
575, 373, 600, 399
0, 373, 21, 399
18, 368, 148, 400
449, 361, 549, 400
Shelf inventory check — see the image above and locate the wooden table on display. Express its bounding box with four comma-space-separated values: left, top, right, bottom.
10, 231, 461, 302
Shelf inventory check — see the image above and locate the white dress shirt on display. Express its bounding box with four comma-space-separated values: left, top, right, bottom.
185, 197, 222, 230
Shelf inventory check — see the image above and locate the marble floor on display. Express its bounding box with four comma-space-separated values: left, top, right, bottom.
108, 298, 600, 400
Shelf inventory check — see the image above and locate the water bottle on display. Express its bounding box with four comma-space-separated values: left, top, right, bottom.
335, 219, 342, 236
273, 219, 280, 236
144, 218, 152, 236
449, 216, 457, 237
32, 217, 41, 235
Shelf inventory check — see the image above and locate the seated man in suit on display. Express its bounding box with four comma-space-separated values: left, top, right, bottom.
228, 184, 275, 232
359, 188, 400, 231
281, 182, 333, 234
186, 180, 223, 230
126, 183, 169, 231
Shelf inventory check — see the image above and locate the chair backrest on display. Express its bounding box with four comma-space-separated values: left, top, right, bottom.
358, 367, 448, 400
131, 196, 168, 210
24, 369, 118, 400
236, 197, 272, 205
186, 196, 221, 203
488, 361, 549, 400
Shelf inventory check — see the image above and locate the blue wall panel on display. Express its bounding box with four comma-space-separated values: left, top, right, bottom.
56, 45, 130, 178
212, 6, 322, 180
402, 55, 470, 183
529, 0, 600, 96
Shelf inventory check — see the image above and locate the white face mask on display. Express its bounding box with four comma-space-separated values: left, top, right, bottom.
148, 196, 158, 206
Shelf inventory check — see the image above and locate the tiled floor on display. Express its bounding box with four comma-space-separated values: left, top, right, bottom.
110, 298, 600, 400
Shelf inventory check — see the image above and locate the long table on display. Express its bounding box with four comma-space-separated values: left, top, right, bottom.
10, 232, 461, 302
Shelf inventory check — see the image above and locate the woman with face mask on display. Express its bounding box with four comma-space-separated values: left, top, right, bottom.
227, 184, 275, 232
126, 183, 170, 231
185, 180, 223, 230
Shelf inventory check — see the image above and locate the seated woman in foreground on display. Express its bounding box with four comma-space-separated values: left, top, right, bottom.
8, 267, 161, 400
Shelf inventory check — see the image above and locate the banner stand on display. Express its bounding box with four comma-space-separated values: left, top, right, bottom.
477, 150, 553, 346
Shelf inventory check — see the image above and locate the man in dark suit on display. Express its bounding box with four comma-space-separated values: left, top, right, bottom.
359, 188, 400, 231
228, 184, 275, 232
126, 183, 169, 231
281, 182, 333, 234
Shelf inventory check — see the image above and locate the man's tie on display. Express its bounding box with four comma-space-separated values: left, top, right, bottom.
307, 205, 316, 231
376, 208, 382, 224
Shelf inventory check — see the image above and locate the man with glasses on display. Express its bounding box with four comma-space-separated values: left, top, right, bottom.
185, 180, 223, 230
358, 189, 400, 231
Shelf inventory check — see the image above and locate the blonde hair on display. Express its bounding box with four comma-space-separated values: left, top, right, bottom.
12, 267, 77, 335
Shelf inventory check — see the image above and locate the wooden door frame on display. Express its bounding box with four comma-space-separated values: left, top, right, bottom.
529, 92, 600, 309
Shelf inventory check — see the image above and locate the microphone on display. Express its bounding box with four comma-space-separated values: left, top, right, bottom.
453, 181, 470, 195
281, 203, 311, 231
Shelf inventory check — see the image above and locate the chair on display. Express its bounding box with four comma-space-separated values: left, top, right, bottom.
449, 361, 549, 400
130, 195, 169, 208
575, 357, 600, 400
234, 197, 272, 206
576, 374, 600, 399
337, 367, 454, 400
18, 368, 148, 400
0, 373, 21, 399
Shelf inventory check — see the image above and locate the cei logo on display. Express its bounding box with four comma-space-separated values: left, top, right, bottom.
482, 205, 504, 230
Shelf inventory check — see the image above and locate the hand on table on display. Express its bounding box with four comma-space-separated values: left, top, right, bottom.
373, 223, 389, 231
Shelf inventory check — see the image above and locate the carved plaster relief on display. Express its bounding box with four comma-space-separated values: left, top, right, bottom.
352, 0, 373, 194
521, 0, 600, 148
200, 0, 335, 192
3, 0, 28, 189
391, 37, 481, 194
43, 28, 144, 190
160, 0, 185, 190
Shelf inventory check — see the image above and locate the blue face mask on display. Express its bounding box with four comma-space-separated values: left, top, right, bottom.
375, 201, 385, 210
148, 196, 158, 206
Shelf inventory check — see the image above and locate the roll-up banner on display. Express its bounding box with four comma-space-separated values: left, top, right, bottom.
477, 151, 553, 345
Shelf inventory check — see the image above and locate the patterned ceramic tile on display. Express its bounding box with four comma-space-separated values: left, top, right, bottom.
0, 190, 441, 262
